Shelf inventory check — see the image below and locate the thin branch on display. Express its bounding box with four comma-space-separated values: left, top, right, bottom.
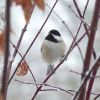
67, 5, 90, 27
15, 79, 100, 97
62, 23, 84, 62
40, 89, 57, 91
72, 55, 100, 100
13, 2, 35, 58
94, 94, 100, 100
70, 69, 100, 78
72, 32, 87, 49
68, 89, 99, 96
9, 40, 38, 89
15, 79, 73, 95
1, 0, 10, 99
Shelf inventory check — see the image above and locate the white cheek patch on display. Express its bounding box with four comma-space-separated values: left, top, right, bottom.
52, 35, 62, 41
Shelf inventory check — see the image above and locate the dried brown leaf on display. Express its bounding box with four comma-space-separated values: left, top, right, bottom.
16, 61, 28, 76
11, 0, 23, 5
34, 0, 45, 10
22, 0, 33, 21
11, 0, 33, 21
0, 31, 5, 55
0, 92, 3, 100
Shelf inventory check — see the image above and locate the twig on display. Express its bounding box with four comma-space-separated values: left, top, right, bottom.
15, 79, 73, 95
1, 0, 10, 99
68, 89, 99, 96
15, 79, 100, 97
72, 55, 100, 100
67, 5, 90, 27
63, 23, 84, 62
94, 94, 100, 100
9, 40, 38, 89
40, 89, 57, 91
70, 69, 100, 78
72, 32, 87, 49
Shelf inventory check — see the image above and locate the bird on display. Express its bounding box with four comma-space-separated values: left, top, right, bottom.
41, 29, 66, 75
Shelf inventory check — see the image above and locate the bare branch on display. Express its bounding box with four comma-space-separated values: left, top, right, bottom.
70, 69, 100, 78
9, 40, 38, 89
15, 79, 73, 95
67, 5, 90, 27
72, 55, 100, 100
94, 94, 100, 100
1, 0, 10, 99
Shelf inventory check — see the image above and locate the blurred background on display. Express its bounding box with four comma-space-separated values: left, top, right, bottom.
0, 0, 100, 100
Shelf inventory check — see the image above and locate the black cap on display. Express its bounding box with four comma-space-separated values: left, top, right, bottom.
45, 29, 61, 43
49, 29, 61, 36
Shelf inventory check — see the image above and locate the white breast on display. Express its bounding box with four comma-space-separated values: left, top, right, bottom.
41, 40, 66, 64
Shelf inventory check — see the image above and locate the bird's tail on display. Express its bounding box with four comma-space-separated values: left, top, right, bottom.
46, 65, 54, 75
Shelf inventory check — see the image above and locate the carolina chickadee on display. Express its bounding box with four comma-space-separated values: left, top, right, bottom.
41, 29, 66, 75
